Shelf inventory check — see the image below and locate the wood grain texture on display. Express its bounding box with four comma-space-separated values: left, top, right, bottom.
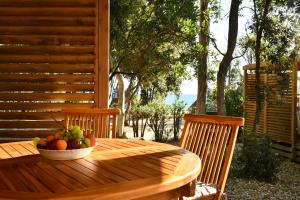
0, 0, 108, 140
180, 114, 244, 200
0, 139, 201, 200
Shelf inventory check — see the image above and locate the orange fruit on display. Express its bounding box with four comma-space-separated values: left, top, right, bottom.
53, 131, 62, 139
56, 140, 67, 150
46, 135, 55, 142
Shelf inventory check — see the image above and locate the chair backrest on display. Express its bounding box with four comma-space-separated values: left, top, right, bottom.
62, 108, 121, 138
180, 114, 244, 196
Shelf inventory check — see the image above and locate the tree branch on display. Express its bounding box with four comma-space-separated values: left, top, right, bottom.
210, 36, 225, 56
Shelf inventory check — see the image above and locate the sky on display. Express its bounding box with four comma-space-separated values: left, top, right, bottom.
180, 0, 252, 95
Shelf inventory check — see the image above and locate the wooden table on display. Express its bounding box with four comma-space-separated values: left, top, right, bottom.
0, 139, 201, 200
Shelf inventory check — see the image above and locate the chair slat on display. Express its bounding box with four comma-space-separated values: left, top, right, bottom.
62, 108, 120, 138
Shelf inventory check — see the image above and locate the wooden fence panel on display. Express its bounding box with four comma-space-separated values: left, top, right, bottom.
0, 0, 108, 141
244, 68, 293, 144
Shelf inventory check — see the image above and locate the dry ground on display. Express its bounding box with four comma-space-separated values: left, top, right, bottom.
225, 161, 300, 200
124, 125, 300, 200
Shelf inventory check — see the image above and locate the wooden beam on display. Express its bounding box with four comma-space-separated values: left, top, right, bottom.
264, 74, 267, 134
95, 0, 109, 108
292, 58, 298, 160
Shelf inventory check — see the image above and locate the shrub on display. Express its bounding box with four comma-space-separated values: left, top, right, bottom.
225, 88, 243, 117
238, 134, 280, 182
147, 98, 170, 142
130, 100, 150, 138
171, 98, 186, 141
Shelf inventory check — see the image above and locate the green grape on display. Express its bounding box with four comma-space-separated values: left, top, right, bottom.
32, 137, 40, 146
68, 125, 74, 131
71, 126, 83, 141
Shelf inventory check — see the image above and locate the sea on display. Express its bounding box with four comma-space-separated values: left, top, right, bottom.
165, 94, 196, 109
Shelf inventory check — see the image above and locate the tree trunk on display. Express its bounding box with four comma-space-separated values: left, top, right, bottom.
115, 73, 125, 137
252, 0, 272, 133
217, 0, 241, 115
124, 78, 139, 125
196, 0, 209, 114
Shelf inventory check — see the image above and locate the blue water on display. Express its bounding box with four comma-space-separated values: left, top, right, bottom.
165, 94, 196, 108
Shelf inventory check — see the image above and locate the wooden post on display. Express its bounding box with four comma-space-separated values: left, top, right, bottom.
291, 58, 298, 160
264, 73, 267, 134
243, 69, 248, 132
96, 0, 109, 108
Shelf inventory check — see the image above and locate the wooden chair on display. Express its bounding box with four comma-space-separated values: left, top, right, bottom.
180, 114, 244, 200
62, 108, 121, 138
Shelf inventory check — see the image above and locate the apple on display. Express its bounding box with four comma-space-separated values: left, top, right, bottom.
86, 133, 96, 146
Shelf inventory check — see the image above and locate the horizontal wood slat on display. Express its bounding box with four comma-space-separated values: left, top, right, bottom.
0, 8, 96, 17
0, 121, 60, 129
0, 130, 59, 138
0, 83, 94, 92
0, 55, 94, 64
0, 103, 94, 110
0, 26, 95, 35
0, 0, 95, 7
0, 17, 95, 26
0, 35, 95, 45
0, 46, 94, 55
0, 93, 94, 101
0, 74, 94, 82
0, 64, 94, 73
0, 112, 63, 120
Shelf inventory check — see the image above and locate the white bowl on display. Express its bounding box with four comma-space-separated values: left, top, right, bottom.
37, 146, 95, 160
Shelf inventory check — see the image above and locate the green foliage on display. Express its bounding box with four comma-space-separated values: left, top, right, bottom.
147, 98, 170, 142
238, 134, 280, 182
130, 99, 151, 138
206, 87, 217, 112
110, 0, 198, 97
225, 88, 243, 117
171, 97, 186, 141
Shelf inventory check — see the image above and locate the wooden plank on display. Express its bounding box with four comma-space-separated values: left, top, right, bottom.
0, 93, 94, 101
0, 0, 95, 7
0, 130, 57, 138
0, 83, 94, 92
49, 161, 99, 187
0, 112, 63, 120
0, 63, 94, 73
27, 164, 70, 193
291, 58, 297, 159
0, 103, 94, 110
0, 144, 23, 157
0, 8, 96, 17
35, 161, 87, 190
0, 46, 94, 55
0, 55, 94, 64
0, 26, 95, 35
0, 121, 61, 129
0, 74, 94, 82
0, 17, 95, 26
0, 35, 95, 45
96, 0, 109, 108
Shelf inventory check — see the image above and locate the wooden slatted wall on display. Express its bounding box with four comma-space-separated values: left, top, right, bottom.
244, 67, 293, 144
0, 0, 109, 141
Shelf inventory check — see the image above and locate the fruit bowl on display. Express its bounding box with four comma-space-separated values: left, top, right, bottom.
37, 146, 95, 160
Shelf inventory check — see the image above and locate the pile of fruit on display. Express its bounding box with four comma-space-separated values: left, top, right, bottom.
33, 125, 96, 150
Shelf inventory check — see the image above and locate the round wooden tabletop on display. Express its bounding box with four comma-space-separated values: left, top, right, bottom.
0, 139, 201, 200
